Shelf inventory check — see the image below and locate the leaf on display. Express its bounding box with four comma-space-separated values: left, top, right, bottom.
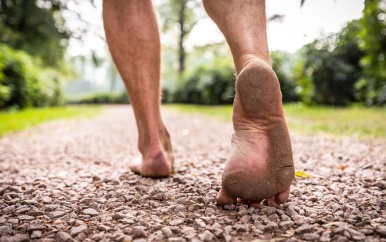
339, 165, 346, 171
295, 170, 311, 178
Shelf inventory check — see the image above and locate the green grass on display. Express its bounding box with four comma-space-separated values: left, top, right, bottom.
0, 105, 102, 136
165, 104, 386, 139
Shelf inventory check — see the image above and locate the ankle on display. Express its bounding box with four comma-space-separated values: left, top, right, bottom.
236, 54, 271, 75
137, 124, 172, 157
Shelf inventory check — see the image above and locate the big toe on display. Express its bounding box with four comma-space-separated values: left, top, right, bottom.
267, 187, 291, 208
129, 156, 142, 174
216, 188, 235, 205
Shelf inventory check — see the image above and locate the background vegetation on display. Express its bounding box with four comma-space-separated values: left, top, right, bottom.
1, 0, 385, 109
0, 106, 101, 136
0, 0, 385, 137
163, 0, 386, 106
167, 104, 386, 139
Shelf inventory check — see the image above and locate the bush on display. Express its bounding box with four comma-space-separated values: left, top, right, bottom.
0, 44, 64, 109
169, 58, 235, 105
67, 92, 130, 104
271, 51, 299, 102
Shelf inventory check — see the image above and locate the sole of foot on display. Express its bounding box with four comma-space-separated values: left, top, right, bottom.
216, 59, 294, 208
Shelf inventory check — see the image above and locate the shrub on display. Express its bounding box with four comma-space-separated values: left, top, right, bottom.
171, 58, 235, 105
0, 44, 64, 109
67, 92, 130, 104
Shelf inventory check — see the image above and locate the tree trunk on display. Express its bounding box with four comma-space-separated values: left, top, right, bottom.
178, 2, 187, 76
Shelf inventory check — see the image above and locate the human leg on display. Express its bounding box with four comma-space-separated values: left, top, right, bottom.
103, 0, 173, 177
203, 0, 294, 207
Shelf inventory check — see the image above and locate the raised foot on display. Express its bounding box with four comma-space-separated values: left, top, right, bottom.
216, 59, 294, 208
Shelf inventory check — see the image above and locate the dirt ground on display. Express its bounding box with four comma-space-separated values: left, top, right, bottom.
0, 105, 385, 242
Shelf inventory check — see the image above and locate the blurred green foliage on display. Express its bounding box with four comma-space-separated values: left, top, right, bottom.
158, 0, 202, 75
167, 104, 386, 138
293, 21, 364, 106
293, 0, 386, 106
0, 0, 74, 110
67, 92, 130, 105
165, 58, 235, 105
162, 0, 386, 107
0, 105, 102, 136
359, 0, 386, 105
0, 0, 68, 67
271, 51, 299, 102
0, 44, 64, 109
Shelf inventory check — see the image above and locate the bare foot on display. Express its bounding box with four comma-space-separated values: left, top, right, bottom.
216, 58, 294, 208
130, 126, 174, 177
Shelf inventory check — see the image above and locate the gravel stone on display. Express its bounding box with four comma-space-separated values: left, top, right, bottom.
295, 224, 312, 234
17, 215, 34, 221
174, 205, 187, 213
0, 106, 385, 241
376, 226, 386, 237
161, 227, 173, 238
70, 225, 87, 237
194, 219, 206, 228
0, 226, 13, 236
29, 210, 45, 216
169, 219, 184, 226
167, 238, 186, 242
83, 208, 98, 216
234, 224, 249, 232
97, 224, 111, 232
1, 234, 29, 242
27, 223, 46, 232
302, 233, 320, 241
240, 215, 251, 223
41, 197, 52, 204
55, 232, 74, 242
198, 230, 215, 242
223, 204, 236, 210
30, 230, 42, 239
132, 226, 147, 239
47, 211, 66, 219
205, 207, 215, 216
264, 222, 278, 232
261, 206, 276, 215
280, 221, 294, 230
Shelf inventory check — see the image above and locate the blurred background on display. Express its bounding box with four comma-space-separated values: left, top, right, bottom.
0, 0, 385, 138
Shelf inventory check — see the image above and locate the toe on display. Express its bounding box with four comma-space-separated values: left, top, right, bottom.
216, 189, 235, 205
267, 197, 281, 208
129, 164, 141, 174
276, 187, 291, 204
130, 156, 142, 174
267, 187, 291, 208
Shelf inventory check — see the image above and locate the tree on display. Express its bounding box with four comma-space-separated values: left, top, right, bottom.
359, 0, 386, 105
271, 51, 299, 102
294, 20, 364, 106
158, 0, 203, 76
0, 0, 69, 67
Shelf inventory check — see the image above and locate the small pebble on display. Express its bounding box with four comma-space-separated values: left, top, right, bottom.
55, 231, 74, 242
198, 230, 215, 242
30, 230, 42, 239
83, 208, 98, 216
161, 227, 173, 238
70, 225, 87, 237
169, 219, 184, 226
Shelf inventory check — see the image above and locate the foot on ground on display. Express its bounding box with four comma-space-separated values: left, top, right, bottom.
216, 58, 294, 208
130, 126, 174, 177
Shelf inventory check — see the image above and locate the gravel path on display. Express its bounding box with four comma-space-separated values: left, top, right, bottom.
0, 105, 385, 242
